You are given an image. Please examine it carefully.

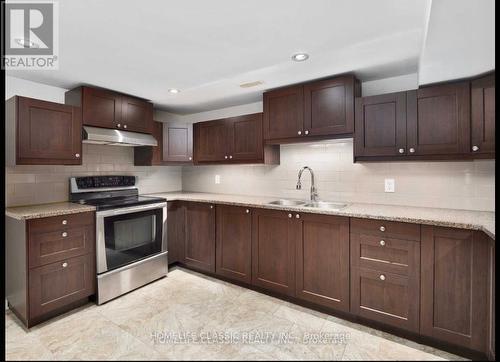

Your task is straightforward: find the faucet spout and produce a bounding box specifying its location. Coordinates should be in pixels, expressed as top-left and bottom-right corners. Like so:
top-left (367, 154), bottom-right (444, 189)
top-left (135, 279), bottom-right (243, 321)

top-left (296, 166), bottom-right (318, 202)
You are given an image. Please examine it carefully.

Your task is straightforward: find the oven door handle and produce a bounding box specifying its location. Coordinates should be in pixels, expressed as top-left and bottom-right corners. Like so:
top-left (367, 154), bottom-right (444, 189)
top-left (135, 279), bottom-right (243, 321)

top-left (96, 202), bottom-right (167, 216)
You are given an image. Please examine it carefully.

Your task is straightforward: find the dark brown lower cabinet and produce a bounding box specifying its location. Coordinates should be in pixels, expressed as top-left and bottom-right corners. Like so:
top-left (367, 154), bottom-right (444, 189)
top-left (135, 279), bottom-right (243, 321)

top-left (421, 226), bottom-right (489, 352)
top-left (487, 239), bottom-right (495, 360)
top-left (350, 221), bottom-right (420, 332)
top-left (296, 213), bottom-right (350, 312)
top-left (167, 201), bottom-right (185, 264)
top-left (251, 209), bottom-right (297, 296)
top-left (215, 205), bottom-right (252, 283)
top-left (183, 202), bottom-right (216, 272)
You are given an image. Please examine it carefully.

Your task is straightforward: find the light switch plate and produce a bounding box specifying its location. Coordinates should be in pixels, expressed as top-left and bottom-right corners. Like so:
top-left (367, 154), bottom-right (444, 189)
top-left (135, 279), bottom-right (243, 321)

top-left (214, 175), bottom-right (221, 184)
top-left (384, 178), bottom-right (395, 193)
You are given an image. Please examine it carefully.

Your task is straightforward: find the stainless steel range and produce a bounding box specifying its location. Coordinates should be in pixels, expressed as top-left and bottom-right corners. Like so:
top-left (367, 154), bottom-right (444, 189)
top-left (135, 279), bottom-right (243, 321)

top-left (69, 175), bottom-right (168, 304)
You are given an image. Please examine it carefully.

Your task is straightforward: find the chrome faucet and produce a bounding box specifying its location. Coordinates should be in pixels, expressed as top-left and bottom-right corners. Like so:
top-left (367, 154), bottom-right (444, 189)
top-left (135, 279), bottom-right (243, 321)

top-left (296, 166), bottom-right (318, 202)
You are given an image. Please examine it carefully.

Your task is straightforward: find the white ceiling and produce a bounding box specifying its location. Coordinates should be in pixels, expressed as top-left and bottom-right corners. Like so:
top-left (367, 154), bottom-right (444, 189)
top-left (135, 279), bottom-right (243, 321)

top-left (6, 0), bottom-right (494, 114)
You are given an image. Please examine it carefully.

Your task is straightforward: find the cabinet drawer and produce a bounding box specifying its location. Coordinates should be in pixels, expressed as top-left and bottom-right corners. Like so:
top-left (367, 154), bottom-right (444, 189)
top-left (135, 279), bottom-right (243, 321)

top-left (351, 218), bottom-right (420, 241)
top-left (29, 254), bottom-right (95, 320)
top-left (351, 266), bottom-right (419, 332)
top-left (28, 212), bottom-right (94, 235)
top-left (351, 233), bottom-right (419, 276)
top-left (29, 223), bottom-right (95, 268)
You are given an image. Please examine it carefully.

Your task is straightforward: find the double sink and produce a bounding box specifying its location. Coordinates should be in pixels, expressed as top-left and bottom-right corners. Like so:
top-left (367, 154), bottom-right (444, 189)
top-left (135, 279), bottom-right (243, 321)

top-left (268, 199), bottom-right (347, 210)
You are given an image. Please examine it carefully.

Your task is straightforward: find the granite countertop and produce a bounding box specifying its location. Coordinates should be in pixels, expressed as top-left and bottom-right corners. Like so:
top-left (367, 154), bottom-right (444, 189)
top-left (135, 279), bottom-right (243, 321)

top-left (148, 192), bottom-right (496, 240)
top-left (5, 202), bottom-right (96, 220)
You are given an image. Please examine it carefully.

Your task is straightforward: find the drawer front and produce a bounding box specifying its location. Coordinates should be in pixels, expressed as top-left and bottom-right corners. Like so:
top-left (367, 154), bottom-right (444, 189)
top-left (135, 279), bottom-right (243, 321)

top-left (351, 233), bottom-right (419, 276)
top-left (29, 254), bottom-right (95, 320)
top-left (350, 218), bottom-right (420, 241)
top-left (351, 266), bottom-right (419, 332)
top-left (28, 212), bottom-right (94, 235)
top-left (29, 223), bottom-right (95, 268)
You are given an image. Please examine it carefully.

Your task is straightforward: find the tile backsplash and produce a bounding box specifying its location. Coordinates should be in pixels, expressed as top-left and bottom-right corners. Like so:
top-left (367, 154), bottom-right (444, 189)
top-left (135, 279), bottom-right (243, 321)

top-left (6, 144), bottom-right (182, 207)
top-left (182, 140), bottom-right (495, 211)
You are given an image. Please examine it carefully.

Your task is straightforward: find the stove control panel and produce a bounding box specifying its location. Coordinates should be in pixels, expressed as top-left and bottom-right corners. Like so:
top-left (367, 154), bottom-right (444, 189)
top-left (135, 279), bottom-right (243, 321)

top-left (74, 176), bottom-right (136, 189)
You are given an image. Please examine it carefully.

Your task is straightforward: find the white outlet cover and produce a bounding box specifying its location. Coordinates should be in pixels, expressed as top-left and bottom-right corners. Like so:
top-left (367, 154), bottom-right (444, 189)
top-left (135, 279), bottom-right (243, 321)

top-left (215, 175), bottom-right (221, 184)
top-left (384, 178), bottom-right (395, 193)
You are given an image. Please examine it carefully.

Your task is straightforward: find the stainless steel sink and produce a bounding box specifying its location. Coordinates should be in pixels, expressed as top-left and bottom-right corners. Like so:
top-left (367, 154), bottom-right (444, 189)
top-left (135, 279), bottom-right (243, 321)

top-left (268, 199), bottom-right (306, 207)
top-left (303, 201), bottom-right (348, 210)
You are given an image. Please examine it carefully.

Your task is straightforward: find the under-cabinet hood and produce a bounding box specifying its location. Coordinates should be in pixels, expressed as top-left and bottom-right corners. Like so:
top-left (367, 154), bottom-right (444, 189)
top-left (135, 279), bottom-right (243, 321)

top-left (82, 126), bottom-right (157, 147)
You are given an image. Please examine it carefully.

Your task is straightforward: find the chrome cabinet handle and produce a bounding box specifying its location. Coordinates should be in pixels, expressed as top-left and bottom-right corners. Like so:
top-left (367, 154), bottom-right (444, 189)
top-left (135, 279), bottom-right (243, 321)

top-left (379, 226), bottom-right (386, 232)
top-left (75, 153), bottom-right (80, 158)
top-left (379, 274), bottom-right (386, 281)
top-left (62, 262), bottom-right (68, 268)
top-left (245, 209), bottom-right (250, 214)
top-left (62, 220), bottom-right (68, 225)
top-left (188, 157), bottom-right (192, 161)
top-left (297, 131), bottom-right (302, 135)
top-left (123, 124), bottom-right (127, 129)
top-left (304, 130), bottom-right (309, 135)
top-left (224, 155), bottom-right (228, 159)
top-left (210, 205), bottom-right (214, 209)
top-left (229, 155), bottom-right (233, 159)
top-left (295, 214), bottom-right (300, 219)
top-left (409, 148), bottom-right (415, 153)
top-left (398, 148), bottom-right (405, 154)
top-left (379, 240), bottom-right (386, 246)
top-left (472, 145), bottom-right (479, 152)
top-left (117, 123), bottom-right (121, 128)
top-left (62, 232), bottom-right (68, 237)
top-left (288, 213), bottom-right (292, 218)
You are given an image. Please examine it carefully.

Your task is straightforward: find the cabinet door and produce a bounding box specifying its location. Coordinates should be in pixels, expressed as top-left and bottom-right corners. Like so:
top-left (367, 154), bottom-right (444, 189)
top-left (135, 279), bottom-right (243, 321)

top-left (471, 74), bottom-right (495, 155)
top-left (296, 213), bottom-right (349, 312)
top-left (252, 209), bottom-right (296, 296)
top-left (407, 82), bottom-right (470, 155)
top-left (227, 113), bottom-right (263, 162)
top-left (29, 254), bottom-right (95, 321)
top-left (163, 122), bottom-right (193, 162)
top-left (216, 205), bottom-right (252, 284)
top-left (487, 239), bottom-right (495, 360)
top-left (183, 202), bottom-right (216, 272)
top-left (354, 92), bottom-right (407, 157)
top-left (121, 95), bottom-right (153, 133)
top-left (82, 86), bottom-right (121, 129)
top-left (194, 119), bottom-right (228, 162)
top-left (421, 226), bottom-right (488, 351)
top-left (304, 76), bottom-right (356, 136)
top-left (167, 201), bottom-right (185, 264)
top-left (263, 85), bottom-right (304, 140)
top-left (17, 97), bottom-right (82, 165)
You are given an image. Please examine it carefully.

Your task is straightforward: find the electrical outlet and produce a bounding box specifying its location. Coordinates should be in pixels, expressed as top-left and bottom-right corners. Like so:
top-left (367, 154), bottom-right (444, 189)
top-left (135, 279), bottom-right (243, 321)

top-left (384, 178), bottom-right (395, 193)
top-left (214, 175), bottom-right (221, 184)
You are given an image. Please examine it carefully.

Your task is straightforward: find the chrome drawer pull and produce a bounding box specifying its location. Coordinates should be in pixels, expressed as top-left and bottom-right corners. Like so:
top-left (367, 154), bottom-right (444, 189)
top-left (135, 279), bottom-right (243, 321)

top-left (379, 274), bottom-right (386, 281)
top-left (288, 213), bottom-right (292, 218)
top-left (379, 240), bottom-right (386, 246)
top-left (62, 220), bottom-right (68, 225)
top-left (295, 214), bottom-right (300, 219)
top-left (245, 209), bottom-right (250, 214)
top-left (62, 232), bottom-right (68, 237)
top-left (62, 262), bottom-right (68, 268)
top-left (379, 226), bottom-right (386, 232)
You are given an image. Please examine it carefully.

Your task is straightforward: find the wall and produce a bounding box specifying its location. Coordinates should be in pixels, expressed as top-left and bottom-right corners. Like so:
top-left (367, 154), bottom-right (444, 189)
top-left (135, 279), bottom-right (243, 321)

top-left (180, 73), bottom-right (495, 212)
top-left (5, 76), bottom-right (182, 207)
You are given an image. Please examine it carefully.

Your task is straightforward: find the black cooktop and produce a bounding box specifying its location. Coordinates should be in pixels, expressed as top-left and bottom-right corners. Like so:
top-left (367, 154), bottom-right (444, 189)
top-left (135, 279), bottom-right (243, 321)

top-left (77, 195), bottom-right (166, 211)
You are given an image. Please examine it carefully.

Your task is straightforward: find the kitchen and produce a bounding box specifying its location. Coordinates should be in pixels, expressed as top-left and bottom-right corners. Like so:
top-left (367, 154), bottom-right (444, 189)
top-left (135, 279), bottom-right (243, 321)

top-left (4, 0), bottom-right (495, 360)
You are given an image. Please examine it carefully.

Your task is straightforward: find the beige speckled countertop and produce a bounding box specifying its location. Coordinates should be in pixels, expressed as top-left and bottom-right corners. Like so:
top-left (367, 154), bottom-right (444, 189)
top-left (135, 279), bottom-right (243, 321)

top-left (5, 202), bottom-right (96, 220)
top-left (148, 192), bottom-right (496, 240)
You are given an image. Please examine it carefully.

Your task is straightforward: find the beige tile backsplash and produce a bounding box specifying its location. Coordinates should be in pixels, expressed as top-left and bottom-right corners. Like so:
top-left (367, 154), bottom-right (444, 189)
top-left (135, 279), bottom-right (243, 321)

top-left (182, 140), bottom-right (495, 211)
top-left (5, 144), bottom-right (182, 207)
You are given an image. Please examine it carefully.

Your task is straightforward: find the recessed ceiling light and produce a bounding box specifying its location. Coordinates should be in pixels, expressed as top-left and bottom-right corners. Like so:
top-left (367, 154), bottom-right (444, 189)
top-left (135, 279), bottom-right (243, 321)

top-left (291, 53), bottom-right (309, 62)
top-left (168, 88), bottom-right (180, 94)
top-left (15, 38), bottom-right (39, 48)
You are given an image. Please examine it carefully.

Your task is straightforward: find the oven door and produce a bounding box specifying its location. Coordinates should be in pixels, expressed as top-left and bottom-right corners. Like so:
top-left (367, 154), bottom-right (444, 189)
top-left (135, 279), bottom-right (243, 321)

top-left (96, 202), bottom-right (167, 274)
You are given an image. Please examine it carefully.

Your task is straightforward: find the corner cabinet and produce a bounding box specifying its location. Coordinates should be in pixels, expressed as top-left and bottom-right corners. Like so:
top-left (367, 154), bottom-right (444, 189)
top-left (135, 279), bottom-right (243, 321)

top-left (65, 86), bottom-right (153, 134)
top-left (5, 96), bottom-right (82, 165)
top-left (193, 113), bottom-right (279, 164)
top-left (264, 75), bottom-right (360, 143)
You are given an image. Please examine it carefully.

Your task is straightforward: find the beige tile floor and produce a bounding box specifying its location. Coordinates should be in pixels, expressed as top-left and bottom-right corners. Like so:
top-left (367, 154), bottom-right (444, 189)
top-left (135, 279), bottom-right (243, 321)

top-left (6, 267), bottom-right (468, 361)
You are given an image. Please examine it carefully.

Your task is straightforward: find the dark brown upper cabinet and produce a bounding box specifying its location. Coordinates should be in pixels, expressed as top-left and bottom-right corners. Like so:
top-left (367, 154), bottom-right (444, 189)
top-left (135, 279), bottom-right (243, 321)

top-left (407, 81), bottom-right (471, 156)
top-left (194, 113), bottom-right (279, 164)
top-left (471, 73), bottom-right (495, 155)
top-left (134, 121), bottom-right (193, 166)
top-left (65, 86), bottom-right (153, 134)
top-left (264, 75), bottom-right (360, 144)
top-left (354, 73), bottom-right (495, 162)
top-left (354, 92), bottom-right (407, 158)
top-left (5, 96), bottom-right (82, 165)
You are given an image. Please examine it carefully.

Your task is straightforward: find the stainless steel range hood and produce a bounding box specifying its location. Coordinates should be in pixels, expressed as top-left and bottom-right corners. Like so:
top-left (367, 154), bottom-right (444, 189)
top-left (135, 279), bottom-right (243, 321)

top-left (82, 126), bottom-right (157, 147)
